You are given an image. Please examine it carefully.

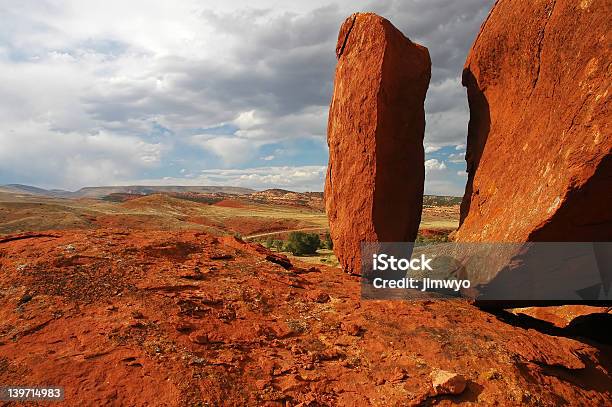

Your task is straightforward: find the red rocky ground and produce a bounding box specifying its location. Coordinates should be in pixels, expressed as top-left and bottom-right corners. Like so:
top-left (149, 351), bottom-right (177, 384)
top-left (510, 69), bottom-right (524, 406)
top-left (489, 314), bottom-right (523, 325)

top-left (0, 229), bottom-right (611, 406)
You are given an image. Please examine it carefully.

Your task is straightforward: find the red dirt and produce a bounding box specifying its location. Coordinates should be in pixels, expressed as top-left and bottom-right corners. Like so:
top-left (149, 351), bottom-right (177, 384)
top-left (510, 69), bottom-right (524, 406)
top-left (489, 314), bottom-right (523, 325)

top-left (214, 199), bottom-right (247, 209)
top-left (184, 216), bottom-right (304, 237)
top-left (419, 229), bottom-right (449, 238)
top-left (223, 218), bottom-right (304, 237)
top-left (1, 229), bottom-right (610, 406)
top-left (93, 214), bottom-right (173, 230)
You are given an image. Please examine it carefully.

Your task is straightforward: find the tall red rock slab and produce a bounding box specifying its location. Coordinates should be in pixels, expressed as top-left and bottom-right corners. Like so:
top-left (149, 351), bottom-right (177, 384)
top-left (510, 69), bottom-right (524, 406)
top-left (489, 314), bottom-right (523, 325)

top-left (325, 13), bottom-right (431, 274)
top-left (456, 0), bottom-right (611, 242)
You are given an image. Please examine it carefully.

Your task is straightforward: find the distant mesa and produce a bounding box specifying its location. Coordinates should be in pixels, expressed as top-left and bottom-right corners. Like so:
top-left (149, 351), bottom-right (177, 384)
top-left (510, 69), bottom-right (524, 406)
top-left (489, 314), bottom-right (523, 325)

top-left (455, 0), bottom-right (611, 242)
top-left (75, 185), bottom-right (256, 199)
top-left (250, 189), bottom-right (324, 210)
top-left (325, 12), bottom-right (431, 274)
top-left (0, 184), bottom-right (255, 199)
top-left (0, 183), bottom-right (70, 197)
top-left (0, 184), bottom-right (329, 211)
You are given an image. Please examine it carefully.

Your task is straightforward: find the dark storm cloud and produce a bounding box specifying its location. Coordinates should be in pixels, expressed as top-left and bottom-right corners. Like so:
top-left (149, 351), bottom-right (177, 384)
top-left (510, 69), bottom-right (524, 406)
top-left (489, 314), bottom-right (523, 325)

top-left (81, 0), bottom-right (493, 142)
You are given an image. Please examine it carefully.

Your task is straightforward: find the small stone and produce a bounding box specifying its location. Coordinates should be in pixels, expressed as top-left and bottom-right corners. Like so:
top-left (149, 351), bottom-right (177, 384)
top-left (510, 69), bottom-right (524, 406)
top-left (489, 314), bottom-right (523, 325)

top-left (131, 311), bottom-right (144, 319)
top-left (272, 322), bottom-right (294, 339)
top-left (175, 322), bottom-right (195, 333)
top-left (179, 273), bottom-right (206, 281)
top-left (341, 322), bottom-right (362, 336)
top-left (390, 367), bottom-right (408, 382)
top-left (265, 253), bottom-right (292, 270)
top-left (255, 379), bottom-right (270, 390)
top-left (310, 291), bottom-right (330, 303)
top-left (210, 253), bottom-right (233, 260)
top-left (17, 293), bottom-right (33, 306)
top-left (482, 370), bottom-right (501, 381)
top-left (189, 331), bottom-right (225, 345)
top-left (319, 347), bottom-right (344, 361)
top-left (431, 369), bottom-right (467, 395)
top-left (189, 357), bottom-right (206, 365)
top-left (189, 332), bottom-right (209, 344)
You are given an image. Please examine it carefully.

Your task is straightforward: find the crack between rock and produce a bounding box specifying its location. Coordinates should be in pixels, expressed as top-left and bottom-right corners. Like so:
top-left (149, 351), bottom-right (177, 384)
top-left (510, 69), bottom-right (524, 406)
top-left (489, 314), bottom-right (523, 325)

top-left (336, 14), bottom-right (357, 59)
top-left (567, 95), bottom-right (590, 133)
top-left (328, 161), bottom-right (333, 194)
top-left (529, 0), bottom-right (557, 98)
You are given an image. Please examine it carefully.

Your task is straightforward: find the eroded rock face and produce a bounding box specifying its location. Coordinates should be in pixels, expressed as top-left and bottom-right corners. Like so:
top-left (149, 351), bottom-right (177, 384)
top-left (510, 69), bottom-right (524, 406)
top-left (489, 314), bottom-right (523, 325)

top-left (456, 0), bottom-right (611, 242)
top-left (325, 13), bottom-right (431, 274)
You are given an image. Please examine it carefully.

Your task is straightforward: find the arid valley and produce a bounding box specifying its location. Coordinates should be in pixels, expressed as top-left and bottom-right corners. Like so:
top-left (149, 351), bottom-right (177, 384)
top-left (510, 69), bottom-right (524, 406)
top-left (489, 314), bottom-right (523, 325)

top-left (1, 185), bottom-right (610, 406)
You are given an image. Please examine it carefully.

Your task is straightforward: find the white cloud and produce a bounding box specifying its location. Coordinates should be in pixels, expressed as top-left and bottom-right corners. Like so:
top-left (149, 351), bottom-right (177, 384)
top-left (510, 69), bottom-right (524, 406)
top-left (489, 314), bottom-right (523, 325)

top-left (191, 135), bottom-right (256, 166)
top-left (0, 121), bottom-right (163, 189)
top-left (130, 165), bottom-right (326, 192)
top-left (425, 159), bottom-right (447, 172)
top-left (233, 110), bottom-right (264, 130)
top-left (448, 152), bottom-right (465, 163)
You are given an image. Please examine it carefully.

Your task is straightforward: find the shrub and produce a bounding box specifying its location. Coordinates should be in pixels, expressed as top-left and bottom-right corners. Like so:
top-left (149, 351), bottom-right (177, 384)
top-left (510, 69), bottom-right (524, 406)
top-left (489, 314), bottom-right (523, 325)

top-left (285, 232), bottom-right (320, 256)
top-left (323, 232), bottom-right (333, 250)
top-left (272, 239), bottom-right (284, 252)
top-left (264, 236), bottom-right (274, 248)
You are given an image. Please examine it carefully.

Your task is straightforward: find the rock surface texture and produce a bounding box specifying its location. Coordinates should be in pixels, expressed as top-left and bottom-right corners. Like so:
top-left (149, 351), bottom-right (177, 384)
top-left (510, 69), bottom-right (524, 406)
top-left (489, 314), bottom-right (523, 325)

top-left (325, 13), bottom-right (431, 274)
top-left (456, 0), bottom-right (611, 242)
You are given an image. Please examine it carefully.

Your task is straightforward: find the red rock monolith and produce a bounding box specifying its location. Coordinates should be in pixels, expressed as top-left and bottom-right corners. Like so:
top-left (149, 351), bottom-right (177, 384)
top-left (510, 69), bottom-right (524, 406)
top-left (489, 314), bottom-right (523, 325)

top-left (325, 13), bottom-right (431, 274)
top-left (456, 0), bottom-right (611, 242)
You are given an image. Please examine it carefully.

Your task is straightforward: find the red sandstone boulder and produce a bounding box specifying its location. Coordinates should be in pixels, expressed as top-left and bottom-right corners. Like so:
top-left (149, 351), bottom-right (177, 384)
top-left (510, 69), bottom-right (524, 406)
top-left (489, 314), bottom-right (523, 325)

top-left (456, 0), bottom-right (611, 242)
top-left (325, 13), bottom-right (431, 274)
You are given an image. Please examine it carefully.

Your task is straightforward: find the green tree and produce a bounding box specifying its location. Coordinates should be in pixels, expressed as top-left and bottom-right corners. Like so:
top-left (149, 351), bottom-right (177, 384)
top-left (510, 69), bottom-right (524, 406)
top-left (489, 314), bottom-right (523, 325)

top-left (285, 232), bottom-right (320, 256)
top-left (323, 232), bottom-right (333, 250)
top-left (264, 236), bottom-right (274, 248)
top-left (273, 239), bottom-right (284, 252)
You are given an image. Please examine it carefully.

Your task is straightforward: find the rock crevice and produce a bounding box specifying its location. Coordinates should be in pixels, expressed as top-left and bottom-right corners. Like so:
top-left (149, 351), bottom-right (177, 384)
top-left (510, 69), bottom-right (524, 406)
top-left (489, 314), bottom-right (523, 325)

top-left (335, 14), bottom-right (357, 59)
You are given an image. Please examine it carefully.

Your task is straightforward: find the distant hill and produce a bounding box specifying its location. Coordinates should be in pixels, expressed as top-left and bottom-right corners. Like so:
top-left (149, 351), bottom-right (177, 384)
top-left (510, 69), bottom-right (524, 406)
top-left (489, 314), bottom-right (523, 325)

top-left (250, 189), bottom-right (325, 210)
top-left (422, 195), bottom-right (462, 206)
top-left (72, 185), bottom-right (255, 198)
top-left (0, 184), bottom-right (255, 199)
top-left (0, 184), bottom-right (69, 196)
top-left (1, 184), bottom-right (461, 207)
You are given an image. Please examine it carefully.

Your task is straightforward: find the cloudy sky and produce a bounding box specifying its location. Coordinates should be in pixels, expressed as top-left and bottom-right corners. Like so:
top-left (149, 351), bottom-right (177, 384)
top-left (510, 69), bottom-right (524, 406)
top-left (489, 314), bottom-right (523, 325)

top-left (0, 0), bottom-right (494, 195)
